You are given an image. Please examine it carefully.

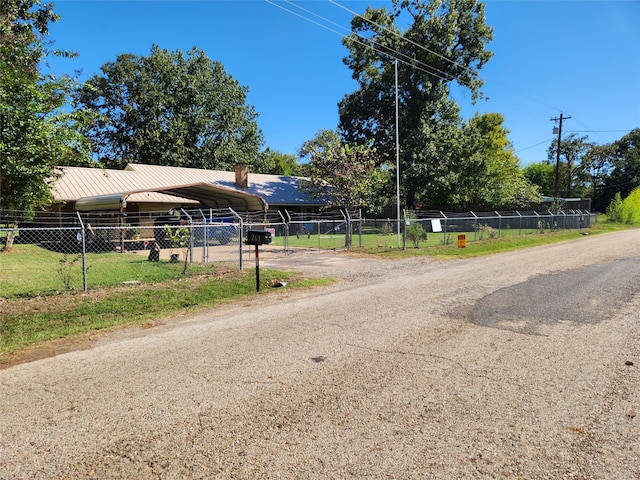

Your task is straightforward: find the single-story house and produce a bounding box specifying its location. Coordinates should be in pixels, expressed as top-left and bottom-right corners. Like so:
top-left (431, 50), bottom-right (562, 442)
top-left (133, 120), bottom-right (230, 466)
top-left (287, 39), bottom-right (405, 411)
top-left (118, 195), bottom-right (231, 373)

top-left (51, 163), bottom-right (326, 219)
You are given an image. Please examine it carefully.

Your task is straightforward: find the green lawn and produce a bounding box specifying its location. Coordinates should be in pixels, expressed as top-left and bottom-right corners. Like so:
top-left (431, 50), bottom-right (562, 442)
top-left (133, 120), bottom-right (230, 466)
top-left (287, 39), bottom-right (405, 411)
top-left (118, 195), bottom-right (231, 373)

top-left (0, 245), bottom-right (218, 298)
top-left (273, 226), bottom-right (582, 250)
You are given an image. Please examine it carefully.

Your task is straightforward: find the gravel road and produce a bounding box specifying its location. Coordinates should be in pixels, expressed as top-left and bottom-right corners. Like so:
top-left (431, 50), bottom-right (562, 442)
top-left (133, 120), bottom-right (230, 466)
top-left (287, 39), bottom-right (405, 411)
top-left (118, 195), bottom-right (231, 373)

top-left (1, 230), bottom-right (639, 479)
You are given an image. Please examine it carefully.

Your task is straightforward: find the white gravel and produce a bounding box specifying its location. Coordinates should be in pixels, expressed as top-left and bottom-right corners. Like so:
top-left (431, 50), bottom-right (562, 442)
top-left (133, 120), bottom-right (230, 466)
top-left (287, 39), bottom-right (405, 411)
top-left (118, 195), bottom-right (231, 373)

top-left (1, 230), bottom-right (639, 479)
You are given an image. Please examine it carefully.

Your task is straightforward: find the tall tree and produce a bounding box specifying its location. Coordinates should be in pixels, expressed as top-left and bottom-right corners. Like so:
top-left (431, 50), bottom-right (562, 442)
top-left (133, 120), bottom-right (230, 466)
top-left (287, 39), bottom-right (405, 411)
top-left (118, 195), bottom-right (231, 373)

top-left (299, 130), bottom-right (388, 213)
top-left (1, 0), bottom-right (92, 251)
top-left (523, 162), bottom-right (555, 197)
top-left (261, 149), bottom-right (300, 176)
top-left (338, 0), bottom-right (493, 208)
top-left (582, 143), bottom-right (615, 212)
top-left (451, 113), bottom-right (539, 209)
top-left (547, 133), bottom-right (592, 199)
top-left (75, 45), bottom-right (264, 171)
top-left (603, 128), bottom-right (640, 207)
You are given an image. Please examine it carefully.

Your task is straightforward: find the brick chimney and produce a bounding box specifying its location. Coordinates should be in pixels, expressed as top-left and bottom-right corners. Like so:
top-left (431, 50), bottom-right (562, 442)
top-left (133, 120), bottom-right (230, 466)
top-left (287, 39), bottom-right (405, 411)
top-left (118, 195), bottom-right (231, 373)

top-left (235, 165), bottom-right (248, 189)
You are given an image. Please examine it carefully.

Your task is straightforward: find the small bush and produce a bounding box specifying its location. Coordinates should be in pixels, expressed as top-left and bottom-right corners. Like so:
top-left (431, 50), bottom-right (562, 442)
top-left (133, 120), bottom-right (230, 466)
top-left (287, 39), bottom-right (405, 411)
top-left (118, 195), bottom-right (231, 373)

top-left (406, 222), bottom-right (427, 248)
top-left (607, 192), bottom-right (624, 222)
top-left (58, 254), bottom-right (82, 291)
top-left (478, 224), bottom-right (497, 240)
top-left (608, 188), bottom-right (640, 225)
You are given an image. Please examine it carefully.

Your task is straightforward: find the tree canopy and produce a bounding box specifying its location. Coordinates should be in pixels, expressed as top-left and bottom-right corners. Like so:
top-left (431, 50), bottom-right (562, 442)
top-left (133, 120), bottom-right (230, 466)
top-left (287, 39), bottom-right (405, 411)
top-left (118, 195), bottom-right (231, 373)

top-left (523, 162), bottom-right (555, 197)
top-left (338, 0), bottom-right (494, 209)
top-left (605, 129), bottom-right (640, 203)
top-left (299, 130), bottom-right (388, 213)
top-left (1, 0), bottom-right (92, 250)
top-left (75, 45), bottom-right (265, 171)
top-left (546, 133), bottom-right (592, 199)
top-left (261, 149), bottom-right (301, 176)
top-left (451, 113), bottom-right (539, 209)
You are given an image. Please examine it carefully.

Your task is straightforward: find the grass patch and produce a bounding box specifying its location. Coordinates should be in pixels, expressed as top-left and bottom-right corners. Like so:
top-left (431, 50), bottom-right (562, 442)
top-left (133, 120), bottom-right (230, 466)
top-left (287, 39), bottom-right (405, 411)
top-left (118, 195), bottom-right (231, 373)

top-left (0, 246), bottom-right (218, 298)
top-left (0, 267), bottom-right (330, 360)
top-left (350, 216), bottom-right (636, 259)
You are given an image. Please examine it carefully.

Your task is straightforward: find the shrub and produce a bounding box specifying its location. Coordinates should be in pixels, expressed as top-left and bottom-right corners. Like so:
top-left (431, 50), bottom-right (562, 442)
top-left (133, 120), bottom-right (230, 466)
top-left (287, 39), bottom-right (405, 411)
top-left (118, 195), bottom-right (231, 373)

top-left (406, 222), bottom-right (427, 248)
top-left (478, 223), bottom-right (497, 240)
top-left (620, 187), bottom-right (640, 225)
top-left (607, 192), bottom-right (624, 222)
top-left (608, 188), bottom-right (640, 225)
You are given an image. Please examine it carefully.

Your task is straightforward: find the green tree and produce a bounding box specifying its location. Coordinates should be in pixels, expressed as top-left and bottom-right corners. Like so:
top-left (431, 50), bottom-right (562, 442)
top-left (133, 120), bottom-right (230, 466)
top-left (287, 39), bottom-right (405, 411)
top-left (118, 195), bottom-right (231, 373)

top-left (261, 149), bottom-right (300, 176)
top-left (1, 0), bottom-right (92, 251)
top-left (451, 113), bottom-right (539, 209)
top-left (547, 133), bottom-right (592, 199)
top-left (582, 143), bottom-right (615, 212)
top-left (75, 45), bottom-right (264, 171)
top-left (338, 0), bottom-right (493, 209)
top-left (299, 130), bottom-right (389, 213)
top-left (603, 128), bottom-right (640, 208)
top-left (606, 192), bottom-right (623, 222)
top-left (523, 162), bottom-right (556, 197)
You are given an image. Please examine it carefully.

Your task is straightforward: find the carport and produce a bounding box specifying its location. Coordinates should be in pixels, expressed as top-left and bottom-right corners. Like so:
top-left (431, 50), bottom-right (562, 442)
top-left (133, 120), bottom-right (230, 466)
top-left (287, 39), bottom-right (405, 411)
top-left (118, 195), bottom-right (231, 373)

top-left (74, 182), bottom-right (268, 212)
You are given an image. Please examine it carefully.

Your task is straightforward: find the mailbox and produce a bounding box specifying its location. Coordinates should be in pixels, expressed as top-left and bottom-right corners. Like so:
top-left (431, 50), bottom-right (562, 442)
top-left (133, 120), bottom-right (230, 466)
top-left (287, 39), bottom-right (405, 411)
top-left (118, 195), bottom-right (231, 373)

top-left (245, 229), bottom-right (272, 246)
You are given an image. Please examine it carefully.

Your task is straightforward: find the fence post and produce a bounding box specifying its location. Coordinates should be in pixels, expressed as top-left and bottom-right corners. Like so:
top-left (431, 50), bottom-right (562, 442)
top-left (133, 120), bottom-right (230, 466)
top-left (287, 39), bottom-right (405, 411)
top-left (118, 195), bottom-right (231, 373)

top-left (276, 210), bottom-right (288, 255)
top-left (341, 209), bottom-right (351, 250)
top-left (517, 211), bottom-right (522, 236)
top-left (471, 211), bottom-right (478, 241)
top-left (358, 208), bottom-right (363, 248)
top-left (440, 211), bottom-right (447, 244)
top-left (227, 207), bottom-right (243, 270)
top-left (403, 209), bottom-right (408, 250)
top-left (76, 212), bottom-right (88, 293)
top-left (285, 210), bottom-right (293, 255)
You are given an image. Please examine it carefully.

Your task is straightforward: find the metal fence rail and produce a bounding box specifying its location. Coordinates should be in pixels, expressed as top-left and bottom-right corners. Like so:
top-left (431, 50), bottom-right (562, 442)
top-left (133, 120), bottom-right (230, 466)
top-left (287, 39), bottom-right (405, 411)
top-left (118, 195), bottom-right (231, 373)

top-left (403, 209), bottom-right (593, 245)
top-left (1, 207), bottom-right (595, 297)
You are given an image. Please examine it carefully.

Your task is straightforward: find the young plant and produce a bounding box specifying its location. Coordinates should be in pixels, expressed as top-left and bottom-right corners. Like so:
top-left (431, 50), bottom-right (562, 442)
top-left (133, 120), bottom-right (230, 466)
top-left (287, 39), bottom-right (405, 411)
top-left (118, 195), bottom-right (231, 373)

top-left (166, 226), bottom-right (191, 274)
top-left (58, 254), bottom-right (82, 291)
top-left (406, 222), bottom-right (427, 248)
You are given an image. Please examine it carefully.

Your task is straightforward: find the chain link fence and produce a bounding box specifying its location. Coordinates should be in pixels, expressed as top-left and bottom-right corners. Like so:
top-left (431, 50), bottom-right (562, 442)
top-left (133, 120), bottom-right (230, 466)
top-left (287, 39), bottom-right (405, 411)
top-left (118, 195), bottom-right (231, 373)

top-left (2, 207), bottom-right (594, 297)
top-left (402, 209), bottom-right (594, 247)
top-left (1, 208), bottom-right (248, 297)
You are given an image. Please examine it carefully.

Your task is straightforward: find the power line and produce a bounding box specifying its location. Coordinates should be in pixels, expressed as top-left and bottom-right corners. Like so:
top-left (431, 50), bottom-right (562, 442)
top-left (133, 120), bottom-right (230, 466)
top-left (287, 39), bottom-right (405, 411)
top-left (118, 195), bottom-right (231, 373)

top-left (270, 0), bottom-right (564, 117)
top-left (267, 0), bottom-right (622, 153)
top-left (327, 0), bottom-right (562, 112)
top-left (565, 130), bottom-right (634, 134)
top-left (515, 138), bottom-right (555, 153)
top-left (328, 0), bottom-right (473, 79)
top-left (266, 1), bottom-right (471, 87)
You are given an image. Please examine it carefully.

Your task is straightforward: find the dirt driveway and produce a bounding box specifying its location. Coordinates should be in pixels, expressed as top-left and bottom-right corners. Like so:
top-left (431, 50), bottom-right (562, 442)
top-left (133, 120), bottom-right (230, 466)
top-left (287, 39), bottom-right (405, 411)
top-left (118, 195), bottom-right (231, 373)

top-left (1, 230), bottom-right (639, 479)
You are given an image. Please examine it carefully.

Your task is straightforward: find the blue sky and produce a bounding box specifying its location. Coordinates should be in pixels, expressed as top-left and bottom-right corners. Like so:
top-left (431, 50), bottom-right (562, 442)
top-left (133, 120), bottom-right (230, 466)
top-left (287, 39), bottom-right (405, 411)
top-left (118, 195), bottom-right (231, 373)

top-left (45, 0), bottom-right (639, 166)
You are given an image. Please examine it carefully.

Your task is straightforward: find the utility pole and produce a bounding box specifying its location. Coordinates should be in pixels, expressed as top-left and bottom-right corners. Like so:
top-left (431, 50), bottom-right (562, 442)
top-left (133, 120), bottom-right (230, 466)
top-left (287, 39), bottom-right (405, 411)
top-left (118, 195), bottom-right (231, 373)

top-left (550, 112), bottom-right (571, 199)
top-left (395, 59), bottom-right (401, 249)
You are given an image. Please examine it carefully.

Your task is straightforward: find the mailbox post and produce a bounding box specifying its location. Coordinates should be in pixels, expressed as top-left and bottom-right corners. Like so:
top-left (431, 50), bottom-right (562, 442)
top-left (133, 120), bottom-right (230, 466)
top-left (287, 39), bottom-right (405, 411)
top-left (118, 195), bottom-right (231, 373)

top-left (245, 230), bottom-right (272, 291)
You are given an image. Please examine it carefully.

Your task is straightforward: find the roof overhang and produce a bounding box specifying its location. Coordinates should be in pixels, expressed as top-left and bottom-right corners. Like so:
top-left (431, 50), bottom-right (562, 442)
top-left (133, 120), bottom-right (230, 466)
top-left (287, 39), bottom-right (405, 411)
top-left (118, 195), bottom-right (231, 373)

top-left (75, 182), bottom-right (267, 212)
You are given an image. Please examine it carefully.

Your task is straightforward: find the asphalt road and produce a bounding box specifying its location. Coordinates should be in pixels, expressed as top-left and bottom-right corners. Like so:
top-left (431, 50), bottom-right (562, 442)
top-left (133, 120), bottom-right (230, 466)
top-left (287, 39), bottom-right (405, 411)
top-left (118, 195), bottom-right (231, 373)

top-left (1, 230), bottom-right (639, 479)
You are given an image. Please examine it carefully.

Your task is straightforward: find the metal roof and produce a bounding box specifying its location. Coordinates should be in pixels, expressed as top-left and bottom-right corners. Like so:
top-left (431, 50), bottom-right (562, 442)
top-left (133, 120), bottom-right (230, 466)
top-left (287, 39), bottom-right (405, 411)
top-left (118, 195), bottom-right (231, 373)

top-left (54, 164), bottom-right (323, 212)
top-left (126, 164), bottom-right (324, 206)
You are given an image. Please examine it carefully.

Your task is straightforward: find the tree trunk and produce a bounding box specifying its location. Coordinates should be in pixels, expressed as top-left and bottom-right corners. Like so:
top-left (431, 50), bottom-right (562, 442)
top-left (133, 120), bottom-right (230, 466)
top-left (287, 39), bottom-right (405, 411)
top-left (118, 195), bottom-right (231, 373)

top-left (1, 224), bottom-right (17, 252)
